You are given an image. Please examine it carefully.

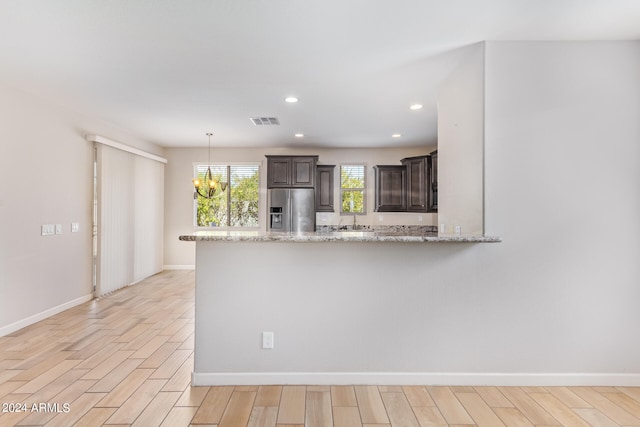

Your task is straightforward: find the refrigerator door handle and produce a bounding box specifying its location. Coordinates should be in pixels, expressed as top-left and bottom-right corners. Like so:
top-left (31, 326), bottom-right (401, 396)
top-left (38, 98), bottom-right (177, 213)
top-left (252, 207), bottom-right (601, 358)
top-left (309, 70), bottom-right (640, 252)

top-left (289, 192), bottom-right (293, 232)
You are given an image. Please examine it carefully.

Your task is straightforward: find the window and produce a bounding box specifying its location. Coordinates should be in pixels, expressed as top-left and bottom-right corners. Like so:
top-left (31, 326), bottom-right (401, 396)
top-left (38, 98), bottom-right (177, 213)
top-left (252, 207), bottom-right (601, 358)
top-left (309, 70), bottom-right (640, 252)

top-left (340, 164), bottom-right (366, 214)
top-left (194, 164), bottom-right (260, 228)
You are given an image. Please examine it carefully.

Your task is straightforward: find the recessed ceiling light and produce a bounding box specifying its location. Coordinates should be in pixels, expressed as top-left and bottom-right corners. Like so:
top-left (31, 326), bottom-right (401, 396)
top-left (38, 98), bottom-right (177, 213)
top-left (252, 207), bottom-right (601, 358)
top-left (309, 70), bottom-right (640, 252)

top-left (392, 134), bottom-right (402, 138)
top-left (295, 133), bottom-right (304, 138)
top-left (409, 104), bottom-right (423, 110)
top-left (285, 96), bottom-right (299, 103)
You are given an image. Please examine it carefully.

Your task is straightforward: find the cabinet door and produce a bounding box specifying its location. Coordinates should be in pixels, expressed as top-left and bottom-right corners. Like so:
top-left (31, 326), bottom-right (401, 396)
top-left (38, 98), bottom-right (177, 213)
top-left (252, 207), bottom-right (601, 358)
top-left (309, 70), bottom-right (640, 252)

top-left (267, 157), bottom-right (292, 187)
top-left (291, 157), bottom-right (316, 187)
top-left (429, 151), bottom-right (437, 212)
top-left (315, 165), bottom-right (335, 212)
top-left (374, 166), bottom-right (406, 212)
top-left (404, 157), bottom-right (428, 212)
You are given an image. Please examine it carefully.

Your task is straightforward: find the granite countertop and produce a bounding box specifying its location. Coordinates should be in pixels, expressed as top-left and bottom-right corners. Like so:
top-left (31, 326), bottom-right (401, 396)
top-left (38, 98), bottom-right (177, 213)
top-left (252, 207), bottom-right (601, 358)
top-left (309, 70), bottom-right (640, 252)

top-left (179, 230), bottom-right (501, 243)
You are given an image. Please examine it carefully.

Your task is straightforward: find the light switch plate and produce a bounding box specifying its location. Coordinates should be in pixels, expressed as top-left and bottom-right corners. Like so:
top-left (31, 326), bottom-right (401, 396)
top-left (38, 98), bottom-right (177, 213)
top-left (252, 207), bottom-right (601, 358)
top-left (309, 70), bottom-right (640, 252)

top-left (55, 224), bottom-right (62, 235)
top-left (71, 223), bottom-right (80, 233)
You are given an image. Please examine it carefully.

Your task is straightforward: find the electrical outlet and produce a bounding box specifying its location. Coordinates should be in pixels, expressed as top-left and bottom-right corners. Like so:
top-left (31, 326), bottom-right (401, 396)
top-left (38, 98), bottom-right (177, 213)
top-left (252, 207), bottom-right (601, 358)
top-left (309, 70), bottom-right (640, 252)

top-left (440, 223), bottom-right (445, 233)
top-left (417, 215), bottom-right (423, 222)
top-left (455, 226), bottom-right (461, 235)
top-left (378, 215), bottom-right (384, 222)
top-left (262, 332), bottom-right (274, 349)
top-left (55, 224), bottom-right (62, 235)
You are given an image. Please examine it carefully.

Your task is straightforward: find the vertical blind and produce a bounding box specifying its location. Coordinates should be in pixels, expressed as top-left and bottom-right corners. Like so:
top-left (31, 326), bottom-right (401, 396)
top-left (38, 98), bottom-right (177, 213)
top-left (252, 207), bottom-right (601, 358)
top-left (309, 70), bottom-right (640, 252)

top-left (95, 144), bottom-right (164, 297)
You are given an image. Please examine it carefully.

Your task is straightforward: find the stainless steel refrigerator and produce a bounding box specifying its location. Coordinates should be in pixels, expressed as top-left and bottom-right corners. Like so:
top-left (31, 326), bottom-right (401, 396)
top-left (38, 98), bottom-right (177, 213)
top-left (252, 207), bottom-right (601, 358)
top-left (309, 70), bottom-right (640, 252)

top-left (268, 188), bottom-right (315, 232)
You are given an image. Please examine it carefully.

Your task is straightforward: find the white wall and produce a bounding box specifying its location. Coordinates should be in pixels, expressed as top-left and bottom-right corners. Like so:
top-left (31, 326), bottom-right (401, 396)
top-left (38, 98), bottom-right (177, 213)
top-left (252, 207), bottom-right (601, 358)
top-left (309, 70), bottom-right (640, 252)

top-left (483, 40), bottom-right (640, 374)
top-left (438, 42), bottom-right (485, 235)
top-left (0, 82), bottom-right (165, 335)
top-left (192, 41), bottom-right (640, 385)
top-left (164, 146), bottom-right (436, 268)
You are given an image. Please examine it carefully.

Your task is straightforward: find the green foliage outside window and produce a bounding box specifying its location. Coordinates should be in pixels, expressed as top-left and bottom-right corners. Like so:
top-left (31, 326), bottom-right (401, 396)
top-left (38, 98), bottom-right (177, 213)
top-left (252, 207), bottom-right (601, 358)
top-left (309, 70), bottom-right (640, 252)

top-left (229, 167), bottom-right (259, 226)
top-left (340, 165), bottom-right (365, 214)
top-left (195, 165), bottom-right (259, 227)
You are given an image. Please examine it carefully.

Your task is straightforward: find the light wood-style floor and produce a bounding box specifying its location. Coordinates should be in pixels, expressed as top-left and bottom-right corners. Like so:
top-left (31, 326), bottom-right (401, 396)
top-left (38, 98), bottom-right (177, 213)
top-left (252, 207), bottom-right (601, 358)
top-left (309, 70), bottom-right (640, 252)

top-left (1, 271), bottom-right (640, 426)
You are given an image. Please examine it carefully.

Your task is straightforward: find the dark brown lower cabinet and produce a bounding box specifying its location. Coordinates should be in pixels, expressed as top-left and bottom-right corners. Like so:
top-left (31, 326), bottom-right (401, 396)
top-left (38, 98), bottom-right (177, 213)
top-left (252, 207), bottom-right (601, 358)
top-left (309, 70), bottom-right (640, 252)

top-left (374, 165), bottom-right (407, 212)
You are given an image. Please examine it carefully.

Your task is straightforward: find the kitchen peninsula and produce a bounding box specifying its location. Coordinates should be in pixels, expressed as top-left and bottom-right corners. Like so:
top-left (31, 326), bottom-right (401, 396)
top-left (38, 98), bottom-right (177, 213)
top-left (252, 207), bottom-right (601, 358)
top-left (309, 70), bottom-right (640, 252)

top-left (180, 229), bottom-right (500, 386)
top-left (179, 229), bottom-right (500, 243)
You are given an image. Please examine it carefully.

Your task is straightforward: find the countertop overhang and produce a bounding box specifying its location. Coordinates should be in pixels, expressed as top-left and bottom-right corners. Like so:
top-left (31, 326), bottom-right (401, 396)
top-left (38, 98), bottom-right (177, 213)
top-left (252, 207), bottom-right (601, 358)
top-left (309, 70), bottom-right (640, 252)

top-left (179, 230), bottom-right (501, 243)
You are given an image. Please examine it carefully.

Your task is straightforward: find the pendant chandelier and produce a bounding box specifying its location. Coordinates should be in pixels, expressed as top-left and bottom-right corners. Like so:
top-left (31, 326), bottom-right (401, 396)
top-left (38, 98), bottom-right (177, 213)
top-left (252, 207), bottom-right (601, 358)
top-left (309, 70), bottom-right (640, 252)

top-left (193, 132), bottom-right (227, 199)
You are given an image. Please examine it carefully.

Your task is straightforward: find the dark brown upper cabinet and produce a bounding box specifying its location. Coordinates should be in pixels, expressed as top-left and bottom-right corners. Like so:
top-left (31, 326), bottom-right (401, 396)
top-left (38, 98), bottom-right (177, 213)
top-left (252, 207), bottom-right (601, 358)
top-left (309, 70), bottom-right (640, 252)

top-left (429, 150), bottom-right (438, 212)
top-left (402, 156), bottom-right (429, 212)
top-left (374, 150), bottom-right (437, 213)
top-left (315, 165), bottom-right (335, 212)
top-left (267, 157), bottom-right (291, 187)
top-left (401, 152), bottom-right (437, 213)
top-left (266, 155), bottom-right (318, 188)
top-left (374, 165), bottom-right (407, 212)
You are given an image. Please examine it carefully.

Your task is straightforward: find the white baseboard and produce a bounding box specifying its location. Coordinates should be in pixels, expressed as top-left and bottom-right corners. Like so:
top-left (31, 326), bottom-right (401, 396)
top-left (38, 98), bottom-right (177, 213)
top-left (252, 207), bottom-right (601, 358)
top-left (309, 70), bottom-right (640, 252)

top-left (0, 293), bottom-right (94, 337)
top-left (163, 265), bottom-right (195, 270)
top-left (192, 371), bottom-right (640, 387)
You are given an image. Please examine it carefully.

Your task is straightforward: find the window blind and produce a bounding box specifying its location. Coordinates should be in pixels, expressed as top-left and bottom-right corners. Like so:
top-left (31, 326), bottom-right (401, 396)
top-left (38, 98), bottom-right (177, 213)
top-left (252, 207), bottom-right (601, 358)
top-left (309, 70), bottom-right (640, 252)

top-left (340, 165), bottom-right (365, 188)
top-left (95, 144), bottom-right (164, 297)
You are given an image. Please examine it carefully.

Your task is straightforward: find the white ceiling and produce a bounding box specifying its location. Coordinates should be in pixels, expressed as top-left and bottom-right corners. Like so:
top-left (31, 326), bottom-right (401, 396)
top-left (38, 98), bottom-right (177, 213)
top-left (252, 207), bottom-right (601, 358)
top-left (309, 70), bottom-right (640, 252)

top-left (1, 1), bottom-right (639, 149)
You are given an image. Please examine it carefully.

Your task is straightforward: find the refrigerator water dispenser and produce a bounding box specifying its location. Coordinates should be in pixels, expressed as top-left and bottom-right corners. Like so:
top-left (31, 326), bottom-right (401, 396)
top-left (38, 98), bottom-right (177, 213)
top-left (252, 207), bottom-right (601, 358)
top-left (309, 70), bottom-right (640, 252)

top-left (270, 207), bottom-right (283, 230)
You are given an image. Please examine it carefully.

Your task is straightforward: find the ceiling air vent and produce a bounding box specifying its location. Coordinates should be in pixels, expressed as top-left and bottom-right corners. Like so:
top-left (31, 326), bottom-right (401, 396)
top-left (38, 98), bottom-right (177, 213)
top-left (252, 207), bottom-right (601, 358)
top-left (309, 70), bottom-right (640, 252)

top-left (250, 117), bottom-right (280, 126)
